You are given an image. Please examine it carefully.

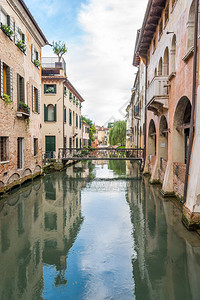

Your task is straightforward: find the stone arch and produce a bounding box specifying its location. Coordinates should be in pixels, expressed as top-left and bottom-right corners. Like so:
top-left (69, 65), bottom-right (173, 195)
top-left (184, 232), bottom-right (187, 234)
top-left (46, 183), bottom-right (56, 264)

top-left (154, 67), bottom-right (157, 77)
top-left (7, 194), bottom-right (20, 206)
top-left (159, 116), bottom-right (168, 161)
top-left (187, 0), bottom-right (195, 50)
top-left (158, 57), bottom-right (163, 76)
top-left (148, 119), bottom-right (156, 156)
top-left (173, 96), bottom-right (191, 164)
top-left (22, 168), bottom-right (32, 177)
top-left (171, 34), bottom-right (176, 73)
top-left (163, 47), bottom-right (169, 76)
top-left (7, 173), bottom-right (20, 185)
top-left (34, 165), bottom-right (42, 174)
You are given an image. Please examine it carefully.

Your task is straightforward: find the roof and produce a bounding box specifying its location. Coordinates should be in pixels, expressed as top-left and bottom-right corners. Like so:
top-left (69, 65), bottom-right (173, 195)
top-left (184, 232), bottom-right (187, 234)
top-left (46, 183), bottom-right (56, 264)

top-left (133, 29), bottom-right (141, 67)
top-left (136, 0), bottom-right (166, 58)
top-left (18, 0), bottom-right (48, 45)
top-left (65, 79), bottom-right (85, 102)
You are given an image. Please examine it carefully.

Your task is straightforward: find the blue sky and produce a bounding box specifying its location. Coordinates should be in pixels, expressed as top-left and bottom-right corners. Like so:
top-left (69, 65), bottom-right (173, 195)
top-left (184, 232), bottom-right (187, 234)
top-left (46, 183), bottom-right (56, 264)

top-left (25, 0), bottom-right (148, 125)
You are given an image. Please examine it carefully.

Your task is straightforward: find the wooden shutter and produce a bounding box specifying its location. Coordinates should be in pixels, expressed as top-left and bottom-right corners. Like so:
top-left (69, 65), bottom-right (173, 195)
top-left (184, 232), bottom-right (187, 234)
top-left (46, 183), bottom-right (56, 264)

top-left (37, 89), bottom-right (40, 114)
top-left (22, 34), bottom-right (27, 55)
top-left (14, 23), bottom-right (18, 44)
top-left (31, 44), bottom-right (34, 62)
top-left (54, 104), bottom-right (57, 121)
top-left (8, 16), bottom-right (14, 41)
top-left (44, 84), bottom-right (47, 93)
top-left (53, 84), bottom-right (56, 94)
top-left (44, 104), bottom-right (47, 121)
top-left (6, 66), bottom-right (11, 97)
top-left (17, 74), bottom-right (20, 106)
top-left (64, 107), bottom-right (66, 123)
top-left (20, 77), bottom-right (25, 102)
top-left (0, 60), bottom-right (3, 98)
top-left (32, 85), bottom-right (35, 112)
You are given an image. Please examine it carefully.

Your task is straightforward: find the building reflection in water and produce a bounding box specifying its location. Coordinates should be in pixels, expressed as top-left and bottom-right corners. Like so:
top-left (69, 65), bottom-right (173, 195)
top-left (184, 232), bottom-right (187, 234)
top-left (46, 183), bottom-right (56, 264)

top-left (0, 162), bottom-right (90, 299)
top-left (126, 162), bottom-right (200, 300)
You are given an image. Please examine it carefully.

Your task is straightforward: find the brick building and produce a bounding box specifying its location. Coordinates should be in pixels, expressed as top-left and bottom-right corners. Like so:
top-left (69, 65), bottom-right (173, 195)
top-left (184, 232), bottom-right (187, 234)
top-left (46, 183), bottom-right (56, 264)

top-left (0, 0), bottom-right (48, 192)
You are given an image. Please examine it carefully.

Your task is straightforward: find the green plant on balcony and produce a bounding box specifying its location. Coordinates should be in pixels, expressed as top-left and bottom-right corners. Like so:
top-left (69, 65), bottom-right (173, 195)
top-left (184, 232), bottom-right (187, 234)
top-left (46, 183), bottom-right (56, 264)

top-left (64, 90), bottom-right (67, 96)
top-left (16, 40), bottom-right (26, 54)
top-left (1, 24), bottom-right (13, 38)
top-left (76, 100), bottom-right (79, 106)
top-left (2, 93), bottom-right (13, 107)
top-left (79, 103), bottom-right (82, 109)
top-left (18, 101), bottom-right (30, 114)
top-left (34, 59), bottom-right (40, 68)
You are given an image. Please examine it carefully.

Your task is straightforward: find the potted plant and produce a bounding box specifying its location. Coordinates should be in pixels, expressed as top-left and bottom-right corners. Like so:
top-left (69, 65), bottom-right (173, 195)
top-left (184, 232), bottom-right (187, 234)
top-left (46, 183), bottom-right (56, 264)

top-left (1, 24), bottom-right (13, 38)
top-left (52, 41), bottom-right (67, 66)
top-left (18, 101), bottom-right (30, 114)
top-left (16, 40), bottom-right (26, 54)
top-left (46, 87), bottom-right (54, 93)
top-left (3, 93), bottom-right (13, 106)
top-left (34, 59), bottom-right (40, 68)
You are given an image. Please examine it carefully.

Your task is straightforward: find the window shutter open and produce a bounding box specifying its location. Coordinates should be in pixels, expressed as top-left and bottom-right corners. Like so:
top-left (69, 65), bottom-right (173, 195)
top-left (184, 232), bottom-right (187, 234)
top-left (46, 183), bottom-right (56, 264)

top-left (0, 60), bottom-right (3, 98)
top-left (44, 104), bottom-right (47, 121)
top-left (6, 66), bottom-right (11, 98)
top-left (32, 85), bottom-right (35, 112)
top-left (14, 23), bottom-right (18, 44)
top-left (54, 104), bottom-right (57, 121)
top-left (17, 74), bottom-right (20, 106)
top-left (64, 107), bottom-right (66, 123)
top-left (10, 68), bottom-right (13, 101)
top-left (31, 44), bottom-right (34, 62)
top-left (8, 16), bottom-right (14, 41)
top-left (44, 84), bottom-right (47, 93)
top-left (20, 77), bottom-right (25, 102)
top-left (22, 34), bottom-right (27, 55)
top-left (38, 89), bottom-right (40, 114)
top-left (53, 84), bottom-right (56, 94)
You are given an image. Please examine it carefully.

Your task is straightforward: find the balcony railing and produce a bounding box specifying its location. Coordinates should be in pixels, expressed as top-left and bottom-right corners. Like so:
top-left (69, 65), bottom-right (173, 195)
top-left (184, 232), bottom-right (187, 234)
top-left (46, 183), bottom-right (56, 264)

top-left (147, 76), bottom-right (169, 105)
top-left (41, 57), bottom-right (66, 74)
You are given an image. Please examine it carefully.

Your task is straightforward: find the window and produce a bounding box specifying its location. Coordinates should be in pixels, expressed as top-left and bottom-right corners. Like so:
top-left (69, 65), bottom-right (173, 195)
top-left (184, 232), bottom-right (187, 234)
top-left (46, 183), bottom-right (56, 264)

top-left (15, 25), bottom-right (27, 54)
top-left (32, 86), bottom-right (40, 113)
top-left (0, 61), bottom-right (12, 100)
top-left (69, 92), bottom-right (73, 100)
top-left (0, 9), bottom-right (14, 40)
top-left (17, 138), bottom-right (24, 169)
top-left (64, 137), bottom-right (67, 148)
top-left (34, 138), bottom-right (38, 156)
top-left (31, 45), bottom-right (40, 66)
top-left (76, 114), bottom-right (78, 128)
top-left (80, 139), bottom-right (81, 148)
top-left (64, 86), bottom-right (67, 96)
top-left (76, 138), bottom-right (78, 148)
top-left (69, 109), bottom-right (72, 125)
top-left (79, 116), bottom-right (81, 129)
top-left (69, 137), bottom-right (72, 149)
top-left (44, 212), bottom-right (57, 231)
top-left (64, 107), bottom-right (66, 123)
top-left (44, 104), bottom-right (56, 121)
top-left (0, 137), bottom-right (8, 162)
top-left (17, 74), bottom-right (25, 106)
top-left (44, 84), bottom-right (56, 94)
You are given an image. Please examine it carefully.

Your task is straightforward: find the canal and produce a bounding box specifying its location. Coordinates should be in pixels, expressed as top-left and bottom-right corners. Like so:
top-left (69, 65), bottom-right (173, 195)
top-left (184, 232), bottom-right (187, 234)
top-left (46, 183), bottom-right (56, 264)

top-left (0, 161), bottom-right (200, 300)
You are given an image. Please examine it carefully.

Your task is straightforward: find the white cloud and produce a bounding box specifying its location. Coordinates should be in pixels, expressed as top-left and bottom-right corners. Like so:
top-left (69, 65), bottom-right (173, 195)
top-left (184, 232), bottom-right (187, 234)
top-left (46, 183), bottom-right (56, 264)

top-left (43, 0), bottom-right (148, 125)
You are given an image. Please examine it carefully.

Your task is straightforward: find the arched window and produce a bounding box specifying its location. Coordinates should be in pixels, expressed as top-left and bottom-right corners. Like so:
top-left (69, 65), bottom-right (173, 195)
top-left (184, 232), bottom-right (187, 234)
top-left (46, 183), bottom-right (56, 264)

top-left (171, 35), bottom-right (176, 73)
top-left (163, 47), bottom-right (169, 76)
top-left (158, 57), bottom-right (163, 76)
top-left (47, 104), bottom-right (54, 121)
top-left (154, 68), bottom-right (157, 77)
top-left (187, 0), bottom-right (195, 50)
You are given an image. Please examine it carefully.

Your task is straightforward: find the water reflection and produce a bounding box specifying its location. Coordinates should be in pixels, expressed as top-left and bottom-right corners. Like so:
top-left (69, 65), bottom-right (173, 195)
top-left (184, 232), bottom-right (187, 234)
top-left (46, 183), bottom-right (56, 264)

top-left (126, 174), bottom-right (200, 300)
top-left (0, 161), bottom-right (200, 299)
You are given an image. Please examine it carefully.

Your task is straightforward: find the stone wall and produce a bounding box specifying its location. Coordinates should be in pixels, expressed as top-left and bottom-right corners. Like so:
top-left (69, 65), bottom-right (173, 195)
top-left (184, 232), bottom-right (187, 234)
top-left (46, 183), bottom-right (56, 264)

top-left (173, 162), bottom-right (186, 199)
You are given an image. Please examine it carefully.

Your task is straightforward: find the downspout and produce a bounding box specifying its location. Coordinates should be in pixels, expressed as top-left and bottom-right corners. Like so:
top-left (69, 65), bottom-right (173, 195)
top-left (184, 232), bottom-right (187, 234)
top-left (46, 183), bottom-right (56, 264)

top-left (143, 63), bottom-right (148, 165)
top-left (63, 81), bottom-right (65, 150)
top-left (183, 0), bottom-right (199, 203)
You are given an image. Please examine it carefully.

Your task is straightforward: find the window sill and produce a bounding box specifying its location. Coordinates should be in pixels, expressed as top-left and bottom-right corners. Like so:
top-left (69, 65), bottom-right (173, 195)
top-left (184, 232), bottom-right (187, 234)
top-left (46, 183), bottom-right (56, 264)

top-left (44, 93), bottom-right (56, 95)
top-left (0, 160), bottom-right (9, 165)
top-left (44, 120), bottom-right (56, 122)
top-left (183, 47), bottom-right (194, 63)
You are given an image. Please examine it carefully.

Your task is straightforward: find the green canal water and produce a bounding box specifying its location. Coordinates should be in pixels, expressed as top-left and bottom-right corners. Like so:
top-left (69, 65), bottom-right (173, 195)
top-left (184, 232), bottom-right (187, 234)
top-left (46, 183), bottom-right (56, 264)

top-left (1, 161), bottom-right (200, 300)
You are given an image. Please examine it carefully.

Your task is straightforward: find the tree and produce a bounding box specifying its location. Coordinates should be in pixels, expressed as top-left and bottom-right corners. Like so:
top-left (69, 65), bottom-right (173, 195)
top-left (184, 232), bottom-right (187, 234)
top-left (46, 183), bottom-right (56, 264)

top-left (52, 41), bottom-right (67, 62)
top-left (109, 121), bottom-right (126, 146)
top-left (81, 116), bottom-right (96, 145)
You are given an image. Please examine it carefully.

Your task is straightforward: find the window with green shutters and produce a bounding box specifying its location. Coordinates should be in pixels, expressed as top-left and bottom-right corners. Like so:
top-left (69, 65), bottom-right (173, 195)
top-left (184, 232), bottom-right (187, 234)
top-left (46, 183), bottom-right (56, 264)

top-left (69, 109), bottom-right (72, 125)
top-left (1, 62), bottom-right (13, 100)
top-left (69, 92), bottom-right (72, 100)
top-left (79, 116), bottom-right (81, 129)
top-left (64, 137), bottom-right (67, 148)
top-left (17, 73), bottom-right (24, 107)
top-left (69, 137), bottom-right (72, 149)
top-left (64, 107), bottom-right (66, 123)
top-left (44, 84), bottom-right (56, 94)
top-left (76, 138), bottom-right (78, 149)
top-left (76, 114), bottom-right (78, 128)
top-left (32, 86), bottom-right (40, 113)
top-left (44, 104), bottom-right (57, 122)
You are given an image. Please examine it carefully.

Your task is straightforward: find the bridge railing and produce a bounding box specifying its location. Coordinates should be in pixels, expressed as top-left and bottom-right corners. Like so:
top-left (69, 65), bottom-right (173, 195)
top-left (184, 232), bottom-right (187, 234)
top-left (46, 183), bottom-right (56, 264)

top-left (58, 148), bottom-right (144, 160)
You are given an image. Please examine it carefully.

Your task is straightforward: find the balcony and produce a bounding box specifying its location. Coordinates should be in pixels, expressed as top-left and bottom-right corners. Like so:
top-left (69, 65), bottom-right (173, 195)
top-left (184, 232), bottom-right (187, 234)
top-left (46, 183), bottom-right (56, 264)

top-left (41, 57), bottom-right (66, 75)
top-left (16, 102), bottom-right (30, 119)
top-left (147, 76), bottom-right (169, 115)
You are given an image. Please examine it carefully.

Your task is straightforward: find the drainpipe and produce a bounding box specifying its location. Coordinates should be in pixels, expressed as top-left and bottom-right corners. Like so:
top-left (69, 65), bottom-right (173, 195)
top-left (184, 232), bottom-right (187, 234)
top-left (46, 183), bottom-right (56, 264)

top-left (63, 81), bottom-right (65, 151)
top-left (183, 0), bottom-right (199, 203)
top-left (143, 63), bottom-right (148, 164)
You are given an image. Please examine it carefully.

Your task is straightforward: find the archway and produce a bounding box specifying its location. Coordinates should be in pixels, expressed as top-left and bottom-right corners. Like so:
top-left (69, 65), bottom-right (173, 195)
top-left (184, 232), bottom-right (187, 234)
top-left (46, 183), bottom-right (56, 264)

top-left (173, 97), bottom-right (191, 164)
top-left (148, 119), bottom-right (156, 156)
top-left (159, 116), bottom-right (168, 179)
top-left (158, 57), bottom-right (163, 76)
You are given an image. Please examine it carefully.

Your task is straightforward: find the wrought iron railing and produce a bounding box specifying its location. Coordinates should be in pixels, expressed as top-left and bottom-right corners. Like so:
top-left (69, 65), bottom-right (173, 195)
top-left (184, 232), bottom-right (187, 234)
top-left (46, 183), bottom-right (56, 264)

top-left (58, 148), bottom-right (144, 160)
top-left (42, 151), bottom-right (56, 164)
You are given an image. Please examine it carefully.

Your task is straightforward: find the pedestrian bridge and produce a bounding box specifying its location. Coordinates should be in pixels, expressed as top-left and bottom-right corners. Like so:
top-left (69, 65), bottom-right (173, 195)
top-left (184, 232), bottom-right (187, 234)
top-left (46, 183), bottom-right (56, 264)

top-left (58, 147), bottom-right (144, 163)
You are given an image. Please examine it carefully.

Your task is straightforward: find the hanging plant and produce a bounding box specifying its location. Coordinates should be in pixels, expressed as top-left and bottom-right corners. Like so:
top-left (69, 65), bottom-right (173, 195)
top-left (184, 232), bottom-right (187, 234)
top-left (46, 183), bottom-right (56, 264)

top-left (16, 40), bottom-right (26, 53)
top-left (3, 93), bottom-right (13, 107)
top-left (1, 24), bottom-right (13, 38)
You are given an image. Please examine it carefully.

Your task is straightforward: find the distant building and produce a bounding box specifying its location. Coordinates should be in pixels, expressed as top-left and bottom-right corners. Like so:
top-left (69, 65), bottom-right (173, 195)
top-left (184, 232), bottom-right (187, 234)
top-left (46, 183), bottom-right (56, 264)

top-left (82, 120), bottom-right (90, 147)
top-left (41, 57), bottom-right (84, 158)
top-left (0, 0), bottom-right (48, 192)
top-left (96, 126), bottom-right (110, 146)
